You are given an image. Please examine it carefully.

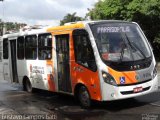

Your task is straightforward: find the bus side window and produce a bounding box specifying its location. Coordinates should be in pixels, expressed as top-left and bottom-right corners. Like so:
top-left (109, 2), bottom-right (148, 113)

top-left (38, 33), bottom-right (52, 60)
top-left (17, 36), bottom-right (25, 59)
top-left (25, 35), bottom-right (37, 60)
top-left (73, 29), bottom-right (97, 71)
top-left (3, 38), bottom-right (8, 59)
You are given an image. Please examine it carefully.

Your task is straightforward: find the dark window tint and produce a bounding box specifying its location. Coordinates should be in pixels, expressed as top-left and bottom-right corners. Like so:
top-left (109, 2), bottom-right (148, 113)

top-left (25, 35), bottom-right (37, 59)
top-left (73, 29), bottom-right (97, 71)
top-left (3, 38), bottom-right (8, 59)
top-left (38, 33), bottom-right (52, 60)
top-left (0, 41), bottom-right (3, 62)
top-left (17, 36), bottom-right (24, 59)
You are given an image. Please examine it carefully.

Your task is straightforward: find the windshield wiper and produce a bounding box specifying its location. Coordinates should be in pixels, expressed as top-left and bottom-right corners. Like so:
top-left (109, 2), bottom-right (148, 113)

top-left (124, 34), bottom-right (146, 59)
top-left (118, 43), bottom-right (126, 63)
top-left (118, 35), bottom-right (127, 63)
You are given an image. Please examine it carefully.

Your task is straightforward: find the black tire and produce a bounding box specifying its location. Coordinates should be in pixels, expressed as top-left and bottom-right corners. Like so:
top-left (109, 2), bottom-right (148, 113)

top-left (78, 86), bottom-right (91, 108)
top-left (24, 79), bottom-right (32, 93)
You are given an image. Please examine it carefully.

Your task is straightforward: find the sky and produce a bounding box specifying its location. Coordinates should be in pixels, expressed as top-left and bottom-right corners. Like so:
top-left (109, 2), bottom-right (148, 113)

top-left (0, 0), bottom-right (98, 26)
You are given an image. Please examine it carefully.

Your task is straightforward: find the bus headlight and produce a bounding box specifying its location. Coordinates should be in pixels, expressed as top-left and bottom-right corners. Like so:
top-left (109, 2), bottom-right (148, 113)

top-left (102, 72), bottom-right (117, 86)
top-left (152, 65), bottom-right (157, 79)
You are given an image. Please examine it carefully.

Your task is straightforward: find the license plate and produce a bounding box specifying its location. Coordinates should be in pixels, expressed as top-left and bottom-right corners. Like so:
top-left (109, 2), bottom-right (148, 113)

top-left (133, 87), bottom-right (143, 93)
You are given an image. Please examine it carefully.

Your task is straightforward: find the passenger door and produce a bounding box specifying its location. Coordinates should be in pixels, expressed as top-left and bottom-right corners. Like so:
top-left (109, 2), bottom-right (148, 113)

top-left (3, 38), bottom-right (11, 82)
top-left (10, 39), bottom-right (19, 83)
top-left (55, 34), bottom-right (72, 93)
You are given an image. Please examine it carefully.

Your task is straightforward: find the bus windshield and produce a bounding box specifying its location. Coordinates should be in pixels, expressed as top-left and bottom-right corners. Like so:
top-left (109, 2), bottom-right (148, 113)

top-left (90, 22), bottom-right (151, 62)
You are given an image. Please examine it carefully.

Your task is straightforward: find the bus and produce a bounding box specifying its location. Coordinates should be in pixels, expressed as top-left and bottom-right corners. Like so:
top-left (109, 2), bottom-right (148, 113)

top-left (1, 20), bottom-right (158, 108)
top-left (0, 36), bottom-right (3, 80)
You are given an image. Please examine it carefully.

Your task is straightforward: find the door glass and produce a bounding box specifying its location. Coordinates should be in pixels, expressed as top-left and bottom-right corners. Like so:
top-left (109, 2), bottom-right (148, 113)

top-left (73, 29), bottom-right (97, 71)
top-left (56, 34), bottom-right (71, 92)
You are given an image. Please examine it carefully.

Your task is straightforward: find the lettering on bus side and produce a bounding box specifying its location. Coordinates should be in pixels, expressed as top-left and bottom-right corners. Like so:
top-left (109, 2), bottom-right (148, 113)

top-left (30, 65), bottom-right (45, 74)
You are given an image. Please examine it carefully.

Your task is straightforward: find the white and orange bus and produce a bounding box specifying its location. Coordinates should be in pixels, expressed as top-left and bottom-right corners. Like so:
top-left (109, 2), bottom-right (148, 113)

top-left (1, 20), bottom-right (158, 107)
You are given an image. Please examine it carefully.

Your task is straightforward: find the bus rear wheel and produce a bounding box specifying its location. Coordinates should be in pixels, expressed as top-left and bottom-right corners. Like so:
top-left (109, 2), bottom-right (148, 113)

top-left (24, 78), bottom-right (32, 93)
top-left (78, 86), bottom-right (91, 108)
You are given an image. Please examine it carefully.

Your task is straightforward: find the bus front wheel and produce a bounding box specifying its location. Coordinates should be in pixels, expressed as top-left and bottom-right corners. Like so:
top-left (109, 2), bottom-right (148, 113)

top-left (78, 86), bottom-right (91, 108)
top-left (24, 78), bottom-right (32, 93)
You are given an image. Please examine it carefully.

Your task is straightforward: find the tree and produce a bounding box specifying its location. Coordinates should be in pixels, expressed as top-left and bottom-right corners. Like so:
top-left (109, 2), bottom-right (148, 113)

top-left (0, 21), bottom-right (27, 35)
top-left (0, 19), bottom-right (3, 36)
top-left (60, 12), bottom-right (84, 25)
top-left (88, 0), bottom-right (160, 60)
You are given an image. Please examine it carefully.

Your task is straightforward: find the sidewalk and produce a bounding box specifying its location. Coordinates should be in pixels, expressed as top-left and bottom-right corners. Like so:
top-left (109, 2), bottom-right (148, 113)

top-left (0, 78), bottom-right (22, 91)
top-left (0, 80), bottom-right (18, 92)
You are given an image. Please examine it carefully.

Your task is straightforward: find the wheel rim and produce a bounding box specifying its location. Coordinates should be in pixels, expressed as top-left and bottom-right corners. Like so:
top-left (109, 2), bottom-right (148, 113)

top-left (26, 80), bottom-right (32, 92)
top-left (79, 87), bottom-right (90, 107)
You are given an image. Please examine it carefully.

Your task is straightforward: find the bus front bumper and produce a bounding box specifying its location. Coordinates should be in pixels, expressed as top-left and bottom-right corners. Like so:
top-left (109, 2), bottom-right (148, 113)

top-left (101, 75), bottom-right (158, 101)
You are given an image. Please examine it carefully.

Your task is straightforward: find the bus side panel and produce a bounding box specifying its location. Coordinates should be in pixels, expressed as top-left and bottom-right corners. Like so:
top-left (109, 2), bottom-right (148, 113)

top-left (71, 62), bottom-right (102, 101)
top-left (0, 40), bottom-right (4, 80)
top-left (16, 34), bottom-right (56, 92)
top-left (3, 60), bottom-right (11, 82)
top-left (17, 59), bottom-right (52, 91)
top-left (46, 60), bottom-right (55, 92)
top-left (0, 62), bottom-right (4, 80)
top-left (17, 60), bottom-right (29, 85)
top-left (26, 60), bottom-right (53, 91)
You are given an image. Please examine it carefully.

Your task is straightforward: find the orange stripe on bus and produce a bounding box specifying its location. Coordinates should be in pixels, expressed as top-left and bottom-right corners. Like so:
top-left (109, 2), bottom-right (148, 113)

top-left (108, 67), bottom-right (138, 85)
top-left (46, 59), bottom-right (55, 92)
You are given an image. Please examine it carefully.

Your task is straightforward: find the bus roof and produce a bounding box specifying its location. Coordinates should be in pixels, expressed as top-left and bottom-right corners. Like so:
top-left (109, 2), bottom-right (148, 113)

top-left (47, 20), bottom-right (134, 33)
top-left (2, 20), bottom-right (135, 39)
top-left (47, 22), bottom-right (85, 32)
top-left (2, 26), bottom-right (50, 39)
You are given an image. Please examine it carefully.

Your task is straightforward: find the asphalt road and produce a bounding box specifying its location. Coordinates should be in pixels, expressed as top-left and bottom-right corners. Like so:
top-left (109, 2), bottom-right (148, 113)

top-left (0, 73), bottom-right (159, 120)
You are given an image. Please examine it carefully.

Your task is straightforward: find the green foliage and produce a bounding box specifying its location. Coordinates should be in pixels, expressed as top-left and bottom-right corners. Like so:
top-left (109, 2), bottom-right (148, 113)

top-left (0, 19), bottom-right (3, 35)
top-left (88, 0), bottom-right (160, 60)
top-left (60, 12), bottom-right (84, 25)
top-left (155, 34), bottom-right (160, 44)
top-left (88, 0), bottom-right (132, 20)
top-left (5, 22), bottom-right (26, 31)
